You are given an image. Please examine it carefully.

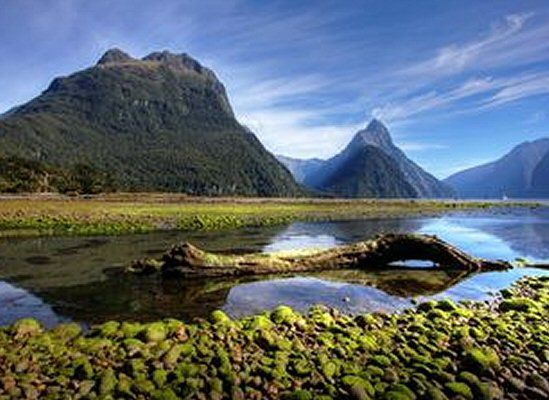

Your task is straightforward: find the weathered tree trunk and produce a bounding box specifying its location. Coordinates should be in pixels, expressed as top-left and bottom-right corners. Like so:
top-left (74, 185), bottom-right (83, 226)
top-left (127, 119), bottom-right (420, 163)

top-left (128, 233), bottom-right (512, 278)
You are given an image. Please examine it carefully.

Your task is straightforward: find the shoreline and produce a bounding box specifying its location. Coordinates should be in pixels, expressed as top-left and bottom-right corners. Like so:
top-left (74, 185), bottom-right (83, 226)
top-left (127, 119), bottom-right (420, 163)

top-left (0, 194), bottom-right (543, 238)
top-left (0, 276), bottom-right (547, 399)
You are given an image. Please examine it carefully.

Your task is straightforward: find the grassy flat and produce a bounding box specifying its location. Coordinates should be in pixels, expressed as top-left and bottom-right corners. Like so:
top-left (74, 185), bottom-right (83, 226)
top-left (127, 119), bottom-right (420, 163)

top-left (0, 193), bottom-right (540, 237)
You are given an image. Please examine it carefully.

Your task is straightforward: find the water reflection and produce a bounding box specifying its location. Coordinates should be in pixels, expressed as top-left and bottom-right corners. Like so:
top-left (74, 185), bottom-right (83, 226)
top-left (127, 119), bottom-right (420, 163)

top-left (0, 208), bottom-right (547, 326)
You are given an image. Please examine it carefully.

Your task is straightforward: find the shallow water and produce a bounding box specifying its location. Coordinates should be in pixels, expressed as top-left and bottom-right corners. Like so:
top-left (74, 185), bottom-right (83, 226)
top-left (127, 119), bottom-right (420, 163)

top-left (0, 207), bottom-right (547, 327)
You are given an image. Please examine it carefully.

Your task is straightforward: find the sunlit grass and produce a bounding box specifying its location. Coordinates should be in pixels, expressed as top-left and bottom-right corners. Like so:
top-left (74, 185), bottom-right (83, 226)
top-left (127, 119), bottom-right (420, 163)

top-left (0, 194), bottom-right (539, 237)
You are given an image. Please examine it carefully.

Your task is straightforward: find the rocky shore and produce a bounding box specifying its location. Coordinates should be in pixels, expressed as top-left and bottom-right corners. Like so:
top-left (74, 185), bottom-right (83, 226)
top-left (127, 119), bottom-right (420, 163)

top-left (0, 277), bottom-right (547, 399)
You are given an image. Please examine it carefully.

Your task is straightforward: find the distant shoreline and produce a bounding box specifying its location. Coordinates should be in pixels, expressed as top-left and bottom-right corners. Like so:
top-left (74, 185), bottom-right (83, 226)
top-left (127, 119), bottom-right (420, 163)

top-left (0, 193), bottom-right (543, 238)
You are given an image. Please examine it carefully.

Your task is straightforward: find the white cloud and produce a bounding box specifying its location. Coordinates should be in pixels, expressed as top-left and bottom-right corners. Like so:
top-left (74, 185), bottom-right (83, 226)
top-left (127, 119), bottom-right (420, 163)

top-left (238, 108), bottom-right (360, 159)
top-left (401, 12), bottom-right (536, 78)
top-left (482, 73), bottom-right (549, 108)
top-left (371, 77), bottom-right (495, 121)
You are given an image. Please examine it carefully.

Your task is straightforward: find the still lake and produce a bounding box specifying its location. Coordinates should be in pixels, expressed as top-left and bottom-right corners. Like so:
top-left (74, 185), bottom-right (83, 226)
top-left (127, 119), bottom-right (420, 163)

top-left (0, 207), bottom-right (548, 327)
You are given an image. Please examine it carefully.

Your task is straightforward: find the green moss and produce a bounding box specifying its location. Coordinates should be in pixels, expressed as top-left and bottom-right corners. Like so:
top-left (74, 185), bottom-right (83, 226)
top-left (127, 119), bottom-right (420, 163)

top-left (444, 382), bottom-right (473, 400)
top-left (73, 357), bottom-right (94, 380)
top-left (152, 369), bottom-right (168, 387)
top-left (98, 368), bottom-right (117, 395)
top-left (143, 322), bottom-right (167, 342)
top-left (282, 389), bottom-right (313, 400)
top-left (247, 315), bottom-right (274, 330)
top-left (0, 276), bottom-right (546, 400)
top-left (389, 383), bottom-right (416, 399)
top-left (424, 387), bottom-right (449, 400)
top-left (210, 310), bottom-right (232, 325)
top-left (51, 322), bottom-right (82, 341)
top-left (499, 298), bottom-right (537, 312)
top-left (465, 347), bottom-right (500, 373)
top-left (371, 355), bottom-right (392, 367)
top-left (121, 321), bottom-right (143, 338)
top-left (99, 321), bottom-right (120, 338)
top-left (342, 375), bottom-right (375, 397)
top-left (271, 305), bottom-right (299, 324)
top-left (13, 318), bottom-right (43, 337)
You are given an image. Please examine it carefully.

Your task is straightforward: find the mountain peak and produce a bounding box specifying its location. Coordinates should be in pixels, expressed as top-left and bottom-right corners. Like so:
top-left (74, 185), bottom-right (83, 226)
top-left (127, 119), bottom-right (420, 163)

top-left (96, 48), bottom-right (134, 65)
top-left (142, 51), bottom-right (206, 74)
top-left (354, 118), bottom-right (394, 149)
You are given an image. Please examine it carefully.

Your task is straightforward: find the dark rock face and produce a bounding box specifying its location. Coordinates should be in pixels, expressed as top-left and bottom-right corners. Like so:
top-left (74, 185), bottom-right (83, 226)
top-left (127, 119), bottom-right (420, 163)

top-left (0, 49), bottom-right (302, 196)
top-left (445, 138), bottom-right (549, 199)
top-left (530, 151), bottom-right (549, 197)
top-left (315, 145), bottom-right (417, 198)
top-left (297, 119), bottom-right (453, 198)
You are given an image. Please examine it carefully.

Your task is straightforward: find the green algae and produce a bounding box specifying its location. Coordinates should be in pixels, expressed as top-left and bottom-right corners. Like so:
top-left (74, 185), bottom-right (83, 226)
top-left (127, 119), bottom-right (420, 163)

top-left (0, 276), bottom-right (547, 399)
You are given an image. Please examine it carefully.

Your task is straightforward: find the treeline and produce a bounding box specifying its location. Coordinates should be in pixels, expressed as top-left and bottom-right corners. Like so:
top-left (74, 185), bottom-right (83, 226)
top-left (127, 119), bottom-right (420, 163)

top-left (0, 156), bottom-right (116, 194)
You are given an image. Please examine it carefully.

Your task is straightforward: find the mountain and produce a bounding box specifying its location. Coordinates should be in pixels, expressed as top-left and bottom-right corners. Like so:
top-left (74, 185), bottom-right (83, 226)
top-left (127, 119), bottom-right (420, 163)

top-left (314, 145), bottom-right (417, 198)
top-left (531, 152), bottom-right (549, 197)
top-left (445, 138), bottom-right (549, 199)
top-left (0, 48), bottom-right (302, 196)
top-left (286, 119), bottom-right (453, 198)
top-left (275, 155), bottom-right (325, 183)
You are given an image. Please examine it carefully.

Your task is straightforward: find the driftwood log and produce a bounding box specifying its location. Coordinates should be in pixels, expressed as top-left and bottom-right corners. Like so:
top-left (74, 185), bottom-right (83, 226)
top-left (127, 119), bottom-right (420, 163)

top-left (128, 233), bottom-right (512, 278)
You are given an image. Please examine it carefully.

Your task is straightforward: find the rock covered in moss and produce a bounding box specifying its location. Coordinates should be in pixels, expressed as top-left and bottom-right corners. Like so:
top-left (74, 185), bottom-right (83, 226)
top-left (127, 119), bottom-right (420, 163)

top-left (0, 276), bottom-right (547, 399)
top-left (12, 318), bottom-right (43, 337)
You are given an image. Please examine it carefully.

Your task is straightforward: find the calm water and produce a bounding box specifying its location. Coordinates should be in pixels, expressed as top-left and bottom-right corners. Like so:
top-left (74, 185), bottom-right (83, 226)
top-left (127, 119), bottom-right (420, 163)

top-left (0, 208), bottom-right (547, 327)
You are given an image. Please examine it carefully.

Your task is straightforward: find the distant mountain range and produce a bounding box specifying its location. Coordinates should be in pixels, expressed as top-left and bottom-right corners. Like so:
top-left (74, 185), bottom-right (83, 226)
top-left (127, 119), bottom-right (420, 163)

top-left (445, 138), bottom-right (549, 199)
top-left (0, 49), bottom-right (302, 196)
top-left (278, 119), bottom-right (454, 198)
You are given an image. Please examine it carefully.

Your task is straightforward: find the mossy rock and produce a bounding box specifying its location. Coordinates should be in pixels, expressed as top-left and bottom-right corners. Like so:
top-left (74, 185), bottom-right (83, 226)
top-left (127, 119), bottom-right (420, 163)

top-left (152, 369), bottom-right (168, 387)
top-left (499, 298), bottom-right (537, 312)
top-left (51, 322), bottom-right (82, 342)
top-left (342, 375), bottom-right (375, 398)
top-left (247, 315), bottom-right (274, 330)
top-left (210, 310), bottom-right (232, 325)
top-left (389, 383), bottom-right (416, 399)
top-left (464, 347), bottom-right (500, 373)
top-left (272, 305), bottom-right (299, 324)
top-left (121, 321), bottom-right (144, 338)
top-left (436, 299), bottom-right (458, 312)
top-left (417, 301), bottom-right (436, 312)
top-left (366, 365), bottom-right (384, 377)
top-left (13, 318), bottom-right (43, 337)
top-left (98, 368), bottom-right (117, 395)
top-left (73, 357), bottom-right (94, 380)
top-left (424, 387), bottom-right (449, 400)
top-left (132, 378), bottom-right (156, 395)
top-left (163, 344), bottom-right (187, 366)
top-left (444, 382), bottom-right (473, 400)
top-left (312, 312), bottom-right (335, 327)
top-left (143, 322), bottom-right (168, 342)
top-left (152, 388), bottom-right (179, 400)
top-left (99, 321), bottom-right (120, 338)
top-left (371, 355), bottom-right (392, 367)
top-left (282, 389), bottom-right (313, 400)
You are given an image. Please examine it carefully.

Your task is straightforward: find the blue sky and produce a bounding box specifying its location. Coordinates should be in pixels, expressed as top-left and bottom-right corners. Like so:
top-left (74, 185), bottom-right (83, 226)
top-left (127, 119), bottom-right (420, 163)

top-left (1, 0), bottom-right (548, 178)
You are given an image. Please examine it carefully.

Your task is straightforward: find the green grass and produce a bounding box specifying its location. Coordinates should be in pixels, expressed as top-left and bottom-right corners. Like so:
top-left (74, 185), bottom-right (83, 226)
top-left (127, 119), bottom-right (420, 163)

top-left (0, 193), bottom-right (541, 237)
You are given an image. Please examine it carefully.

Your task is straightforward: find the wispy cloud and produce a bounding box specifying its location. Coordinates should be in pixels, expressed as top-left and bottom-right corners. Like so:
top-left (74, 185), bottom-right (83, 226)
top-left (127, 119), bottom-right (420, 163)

top-left (400, 12), bottom-right (537, 78)
top-left (482, 73), bottom-right (549, 108)
top-left (371, 77), bottom-right (495, 121)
